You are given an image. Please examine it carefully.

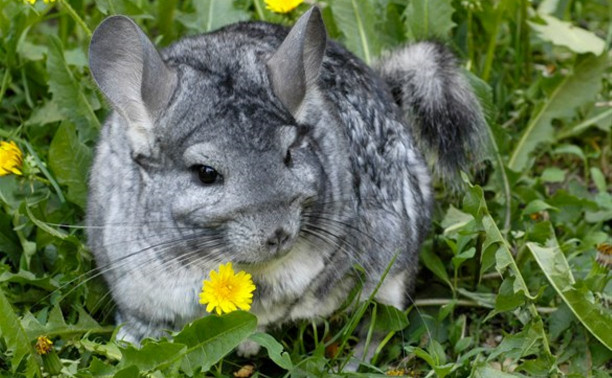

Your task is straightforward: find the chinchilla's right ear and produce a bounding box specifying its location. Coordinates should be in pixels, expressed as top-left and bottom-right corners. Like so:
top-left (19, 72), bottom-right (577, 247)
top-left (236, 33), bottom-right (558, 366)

top-left (89, 16), bottom-right (177, 161)
top-left (267, 7), bottom-right (326, 119)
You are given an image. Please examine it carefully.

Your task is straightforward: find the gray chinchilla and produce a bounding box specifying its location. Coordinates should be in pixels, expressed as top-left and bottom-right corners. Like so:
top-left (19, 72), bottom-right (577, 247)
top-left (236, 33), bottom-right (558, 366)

top-left (87, 7), bottom-right (486, 347)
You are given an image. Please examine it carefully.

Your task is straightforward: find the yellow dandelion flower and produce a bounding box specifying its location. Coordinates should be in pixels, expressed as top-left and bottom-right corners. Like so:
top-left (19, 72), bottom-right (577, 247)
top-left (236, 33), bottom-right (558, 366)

top-left (596, 243), bottom-right (612, 269)
top-left (35, 336), bottom-right (53, 355)
top-left (24, 0), bottom-right (55, 4)
top-left (386, 369), bottom-right (413, 376)
top-left (264, 0), bottom-right (303, 14)
top-left (199, 262), bottom-right (256, 315)
top-left (0, 140), bottom-right (23, 176)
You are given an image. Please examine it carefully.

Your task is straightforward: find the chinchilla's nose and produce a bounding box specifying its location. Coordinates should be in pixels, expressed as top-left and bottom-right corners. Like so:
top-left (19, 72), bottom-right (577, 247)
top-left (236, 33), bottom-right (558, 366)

top-left (265, 228), bottom-right (291, 253)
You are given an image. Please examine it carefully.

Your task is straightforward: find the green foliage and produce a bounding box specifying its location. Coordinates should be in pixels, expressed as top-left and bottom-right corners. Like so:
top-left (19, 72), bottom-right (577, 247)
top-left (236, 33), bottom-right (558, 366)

top-left (1, 0), bottom-right (610, 376)
top-left (508, 53), bottom-right (608, 171)
top-left (329, 0), bottom-right (381, 64)
top-left (0, 289), bottom-right (40, 376)
top-left (403, 0), bottom-right (456, 40)
top-left (528, 238), bottom-right (612, 350)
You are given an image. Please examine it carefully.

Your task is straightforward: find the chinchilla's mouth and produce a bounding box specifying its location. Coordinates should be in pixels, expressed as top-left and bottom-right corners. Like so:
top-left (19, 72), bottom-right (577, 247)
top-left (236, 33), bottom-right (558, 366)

top-left (234, 245), bottom-right (297, 268)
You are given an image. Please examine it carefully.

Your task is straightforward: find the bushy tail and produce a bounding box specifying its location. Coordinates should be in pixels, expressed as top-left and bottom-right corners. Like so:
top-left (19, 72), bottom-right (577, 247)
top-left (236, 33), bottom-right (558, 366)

top-left (375, 42), bottom-right (487, 185)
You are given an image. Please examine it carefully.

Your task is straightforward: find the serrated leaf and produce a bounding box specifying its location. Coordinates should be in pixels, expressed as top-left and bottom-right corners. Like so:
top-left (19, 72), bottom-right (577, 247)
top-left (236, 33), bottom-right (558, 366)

top-left (48, 122), bottom-right (93, 209)
top-left (527, 241), bottom-right (612, 350)
top-left (248, 332), bottom-right (293, 370)
top-left (508, 54), bottom-right (608, 171)
top-left (46, 35), bottom-right (100, 141)
top-left (87, 356), bottom-right (118, 375)
top-left (529, 14), bottom-right (606, 55)
top-left (173, 312), bottom-right (257, 374)
top-left (118, 342), bottom-right (187, 372)
top-left (330, 0), bottom-right (380, 64)
top-left (22, 305), bottom-right (106, 341)
top-left (0, 288), bottom-right (40, 376)
top-left (403, 0), bottom-right (455, 40)
top-left (0, 270), bottom-right (59, 291)
top-left (79, 338), bottom-right (122, 361)
top-left (482, 216), bottom-right (512, 274)
top-left (488, 321), bottom-right (544, 361)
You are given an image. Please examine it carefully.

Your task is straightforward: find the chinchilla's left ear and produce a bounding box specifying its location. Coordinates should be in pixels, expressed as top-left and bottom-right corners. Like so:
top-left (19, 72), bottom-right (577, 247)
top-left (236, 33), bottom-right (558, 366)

top-left (89, 15), bottom-right (177, 160)
top-left (267, 7), bottom-right (327, 118)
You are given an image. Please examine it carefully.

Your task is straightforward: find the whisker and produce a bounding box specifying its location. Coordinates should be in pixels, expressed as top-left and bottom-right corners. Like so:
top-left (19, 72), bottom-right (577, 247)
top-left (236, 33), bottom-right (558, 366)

top-left (44, 232), bottom-right (221, 307)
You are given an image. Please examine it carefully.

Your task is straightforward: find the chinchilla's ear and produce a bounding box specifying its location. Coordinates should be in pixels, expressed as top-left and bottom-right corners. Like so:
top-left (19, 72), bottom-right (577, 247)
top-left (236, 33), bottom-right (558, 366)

top-left (89, 15), bottom-right (176, 160)
top-left (267, 7), bottom-right (327, 118)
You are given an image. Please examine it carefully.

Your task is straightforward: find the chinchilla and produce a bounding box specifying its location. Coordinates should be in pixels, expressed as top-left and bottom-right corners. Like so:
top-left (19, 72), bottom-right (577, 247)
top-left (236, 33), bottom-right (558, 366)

top-left (87, 7), bottom-right (486, 349)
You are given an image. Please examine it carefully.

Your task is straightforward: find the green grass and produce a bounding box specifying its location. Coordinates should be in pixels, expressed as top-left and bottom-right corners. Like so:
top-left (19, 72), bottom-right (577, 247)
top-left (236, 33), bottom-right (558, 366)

top-left (1, 0), bottom-right (611, 376)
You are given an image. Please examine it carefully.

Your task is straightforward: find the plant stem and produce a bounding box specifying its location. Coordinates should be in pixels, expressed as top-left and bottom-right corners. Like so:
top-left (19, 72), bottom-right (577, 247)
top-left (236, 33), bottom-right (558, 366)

top-left (482, 1), bottom-right (505, 82)
top-left (361, 303), bottom-right (377, 361)
top-left (58, 0), bottom-right (92, 37)
top-left (254, 0), bottom-right (266, 21)
top-left (414, 298), bottom-right (557, 314)
top-left (486, 124), bottom-right (512, 233)
top-left (0, 69), bottom-right (10, 106)
top-left (466, 8), bottom-right (474, 71)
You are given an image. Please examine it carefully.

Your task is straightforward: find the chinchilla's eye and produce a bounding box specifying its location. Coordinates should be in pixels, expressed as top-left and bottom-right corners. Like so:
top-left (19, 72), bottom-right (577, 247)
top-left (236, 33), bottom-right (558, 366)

top-left (194, 165), bottom-right (220, 184)
top-left (284, 149), bottom-right (292, 166)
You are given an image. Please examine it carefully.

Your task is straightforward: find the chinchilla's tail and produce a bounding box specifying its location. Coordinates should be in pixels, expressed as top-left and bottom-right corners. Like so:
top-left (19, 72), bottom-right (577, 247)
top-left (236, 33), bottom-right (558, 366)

top-left (374, 41), bottom-right (487, 185)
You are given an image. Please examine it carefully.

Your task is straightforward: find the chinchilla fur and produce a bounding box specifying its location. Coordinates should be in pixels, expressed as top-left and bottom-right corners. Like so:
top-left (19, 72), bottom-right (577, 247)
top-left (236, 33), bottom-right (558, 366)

top-left (87, 8), bottom-right (486, 346)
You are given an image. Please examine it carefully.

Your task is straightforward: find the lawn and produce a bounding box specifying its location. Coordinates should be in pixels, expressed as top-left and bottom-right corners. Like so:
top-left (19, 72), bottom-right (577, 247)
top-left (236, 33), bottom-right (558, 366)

top-left (0, 0), bottom-right (610, 376)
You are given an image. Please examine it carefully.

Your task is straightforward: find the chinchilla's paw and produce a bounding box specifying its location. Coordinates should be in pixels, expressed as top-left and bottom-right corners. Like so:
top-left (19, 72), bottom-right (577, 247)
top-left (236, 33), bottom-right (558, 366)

top-left (115, 324), bottom-right (143, 347)
top-left (237, 339), bottom-right (261, 357)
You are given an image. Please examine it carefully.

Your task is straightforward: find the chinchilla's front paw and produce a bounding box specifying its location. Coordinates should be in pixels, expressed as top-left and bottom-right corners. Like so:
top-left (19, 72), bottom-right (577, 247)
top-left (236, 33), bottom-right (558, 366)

top-left (115, 311), bottom-right (169, 347)
top-left (116, 327), bottom-right (141, 346)
top-left (237, 339), bottom-right (261, 357)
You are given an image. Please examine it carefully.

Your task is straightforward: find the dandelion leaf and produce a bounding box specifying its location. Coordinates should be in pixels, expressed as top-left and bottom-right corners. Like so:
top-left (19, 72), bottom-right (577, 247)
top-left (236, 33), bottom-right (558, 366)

top-left (248, 332), bottom-right (293, 370)
top-left (330, 0), bottom-right (380, 64)
top-left (48, 122), bottom-right (93, 209)
top-left (0, 288), bottom-right (40, 376)
top-left (173, 311), bottom-right (257, 374)
top-left (529, 14), bottom-right (605, 55)
top-left (527, 241), bottom-right (612, 350)
top-left (46, 36), bottom-right (100, 142)
top-left (404, 0), bottom-right (456, 40)
top-left (508, 53), bottom-right (608, 171)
